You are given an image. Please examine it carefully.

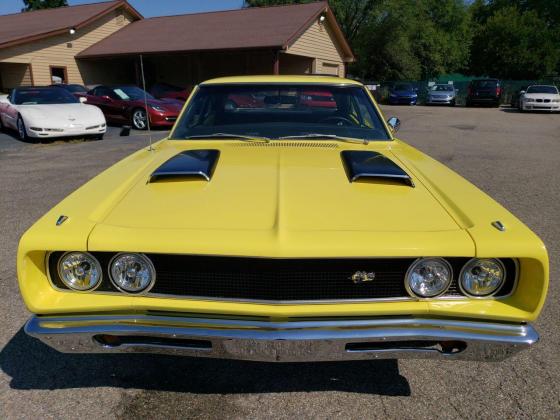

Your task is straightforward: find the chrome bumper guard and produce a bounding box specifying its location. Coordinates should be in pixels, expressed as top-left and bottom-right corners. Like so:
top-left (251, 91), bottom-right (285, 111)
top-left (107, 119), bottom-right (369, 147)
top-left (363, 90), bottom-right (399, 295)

top-left (25, 315), bottom-right (538, 362)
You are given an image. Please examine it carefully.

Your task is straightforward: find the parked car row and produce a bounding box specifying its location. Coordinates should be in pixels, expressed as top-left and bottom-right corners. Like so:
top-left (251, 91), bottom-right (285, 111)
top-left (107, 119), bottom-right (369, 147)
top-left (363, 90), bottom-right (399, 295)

top-left (386, 78), bottom-right (559, 112)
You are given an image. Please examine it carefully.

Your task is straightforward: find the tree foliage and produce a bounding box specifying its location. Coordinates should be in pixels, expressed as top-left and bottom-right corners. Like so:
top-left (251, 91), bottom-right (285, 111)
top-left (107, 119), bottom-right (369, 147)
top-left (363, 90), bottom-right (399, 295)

top-left (469, 1), bottom-right (560, 78)
top-left (246, 0), bottom-right (471, 80)
top-left (22, 0), bottom-right (68, 12)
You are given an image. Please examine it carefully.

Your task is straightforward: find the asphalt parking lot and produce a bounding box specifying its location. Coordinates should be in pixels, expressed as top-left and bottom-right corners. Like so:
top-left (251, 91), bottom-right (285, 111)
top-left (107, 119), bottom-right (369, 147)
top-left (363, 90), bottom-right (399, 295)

top-left (1, 106), bottom-right (559, 419)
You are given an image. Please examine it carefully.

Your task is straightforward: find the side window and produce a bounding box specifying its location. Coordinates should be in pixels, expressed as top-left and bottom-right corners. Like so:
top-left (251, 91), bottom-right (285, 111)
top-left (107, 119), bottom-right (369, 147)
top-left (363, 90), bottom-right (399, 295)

top-left (94, 87), bottom-right (112, 98)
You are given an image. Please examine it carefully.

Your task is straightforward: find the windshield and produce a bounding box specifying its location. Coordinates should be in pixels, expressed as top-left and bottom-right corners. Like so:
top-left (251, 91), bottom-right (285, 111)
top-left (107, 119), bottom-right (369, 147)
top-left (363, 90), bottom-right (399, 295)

top-left (12, 88), bottom-right (79, 105)
top-left (526, 85), bottom-right (559, 94)
top-left (393, 83), bottom-right (413, 91)
top-left (431, 85), bottom-right (454, 92)
top-left (113, 86), bottom-right (154, 101)
top-left (171, 84), bottom-right (390, 141)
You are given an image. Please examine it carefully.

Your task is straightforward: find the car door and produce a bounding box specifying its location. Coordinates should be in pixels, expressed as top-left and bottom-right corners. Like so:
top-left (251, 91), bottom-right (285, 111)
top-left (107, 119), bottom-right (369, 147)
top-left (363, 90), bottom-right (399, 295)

top-left (88, 87), bottom-right (126, 123)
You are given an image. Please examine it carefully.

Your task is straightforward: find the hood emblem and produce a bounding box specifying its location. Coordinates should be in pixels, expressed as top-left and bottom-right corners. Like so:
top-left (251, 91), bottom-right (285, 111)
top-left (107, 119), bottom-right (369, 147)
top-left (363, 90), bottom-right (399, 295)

top-left (68, 116), bottom-right (76, 121)
top-left (350, 271), bottom-right (376, 284)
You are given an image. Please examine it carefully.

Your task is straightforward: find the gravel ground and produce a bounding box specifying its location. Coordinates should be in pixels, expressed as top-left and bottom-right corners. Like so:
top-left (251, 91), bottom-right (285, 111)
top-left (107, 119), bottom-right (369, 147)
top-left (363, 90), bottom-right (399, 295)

top-left (0, 106), bottom-right (558, 419)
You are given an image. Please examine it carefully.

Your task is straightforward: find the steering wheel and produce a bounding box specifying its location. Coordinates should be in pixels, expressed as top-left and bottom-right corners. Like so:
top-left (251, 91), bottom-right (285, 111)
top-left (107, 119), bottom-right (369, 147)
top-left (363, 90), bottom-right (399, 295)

top-left (320, 116), bottom-right (354, 126)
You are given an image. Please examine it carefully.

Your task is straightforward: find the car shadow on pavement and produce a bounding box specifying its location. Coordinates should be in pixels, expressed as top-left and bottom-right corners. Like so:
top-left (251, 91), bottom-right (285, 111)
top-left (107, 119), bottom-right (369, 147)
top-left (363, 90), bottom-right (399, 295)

top-left (1, 327), bottom-right (411, 396)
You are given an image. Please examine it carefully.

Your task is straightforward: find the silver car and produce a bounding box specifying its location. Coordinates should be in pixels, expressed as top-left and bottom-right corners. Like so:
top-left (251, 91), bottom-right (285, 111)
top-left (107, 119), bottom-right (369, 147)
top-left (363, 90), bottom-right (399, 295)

top-left (426, 84), bottom-right (457, 106)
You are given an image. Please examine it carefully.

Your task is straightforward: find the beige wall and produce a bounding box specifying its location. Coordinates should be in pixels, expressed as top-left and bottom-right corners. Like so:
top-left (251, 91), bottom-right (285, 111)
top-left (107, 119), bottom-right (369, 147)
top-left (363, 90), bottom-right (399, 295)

top-left (0, 8), bottom-right (134, 86)
top-left (0, 62), bottom-right (32, 91)
top-left (286, 19), bottom-right (345, 76)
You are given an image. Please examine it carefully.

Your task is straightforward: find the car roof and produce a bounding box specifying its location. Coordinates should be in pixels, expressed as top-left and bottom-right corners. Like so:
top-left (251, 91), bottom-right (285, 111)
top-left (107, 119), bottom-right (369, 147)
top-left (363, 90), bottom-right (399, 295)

top-left (200, 75), bottom-right (363, 86)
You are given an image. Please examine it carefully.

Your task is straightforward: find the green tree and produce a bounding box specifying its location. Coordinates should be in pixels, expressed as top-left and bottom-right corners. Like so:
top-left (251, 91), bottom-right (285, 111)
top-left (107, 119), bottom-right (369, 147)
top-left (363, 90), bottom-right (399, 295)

top-left (470, 1), bottom-right (560, 78)
top-left (353, 0), bottom-right (471, 80)
top-left (246, 0), bottom-right (471, 81)
top-left (22, 0), bottom-right (68, 12)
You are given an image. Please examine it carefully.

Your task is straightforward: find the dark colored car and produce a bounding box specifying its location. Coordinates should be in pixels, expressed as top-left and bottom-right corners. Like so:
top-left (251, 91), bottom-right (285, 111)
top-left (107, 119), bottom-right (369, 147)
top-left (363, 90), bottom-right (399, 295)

top-left (84, 85), bottom-right (183, 130)
top-left (388, 83), bottom-right (418, 105)
top-left (466, 79), bottom-right (502, 107)
top-left (150, 83), bottom-right (192, 102)
top-left (50, 84), bottom-right (89, 99)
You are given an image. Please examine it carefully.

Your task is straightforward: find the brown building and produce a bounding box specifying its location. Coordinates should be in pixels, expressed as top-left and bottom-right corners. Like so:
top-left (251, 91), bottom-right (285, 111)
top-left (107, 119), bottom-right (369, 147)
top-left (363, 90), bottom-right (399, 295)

top-left (0, 0), bottom-right (354, 92)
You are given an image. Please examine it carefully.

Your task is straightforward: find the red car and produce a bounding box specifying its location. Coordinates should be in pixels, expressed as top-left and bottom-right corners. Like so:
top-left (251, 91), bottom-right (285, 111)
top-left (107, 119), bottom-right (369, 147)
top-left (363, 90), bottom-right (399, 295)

top-left (300, 90), bottom-right (337, 108)
top-left (150, 83), bottom-right (192, 102)
top-left (84, 85), bottom-right (183, 130)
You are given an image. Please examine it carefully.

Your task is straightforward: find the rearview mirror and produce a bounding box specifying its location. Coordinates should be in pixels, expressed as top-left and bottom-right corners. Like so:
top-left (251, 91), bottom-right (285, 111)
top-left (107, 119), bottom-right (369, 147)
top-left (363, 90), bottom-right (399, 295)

top-left (387, 117), bottom-right (400, 133)
top-left (120, 125), bottom-right (131, 137)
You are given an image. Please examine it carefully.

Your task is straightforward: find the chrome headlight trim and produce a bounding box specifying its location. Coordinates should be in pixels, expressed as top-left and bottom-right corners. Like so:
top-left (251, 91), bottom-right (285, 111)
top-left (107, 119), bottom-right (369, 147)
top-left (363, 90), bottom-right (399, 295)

top-left (404, 257), bottom-right (453, 299)
top-left (459, 258), bottom-right (507, 298)
top-left (108, 252), bottom-right (156, 295)
top-left (57, 251), bottom-right (103, 292)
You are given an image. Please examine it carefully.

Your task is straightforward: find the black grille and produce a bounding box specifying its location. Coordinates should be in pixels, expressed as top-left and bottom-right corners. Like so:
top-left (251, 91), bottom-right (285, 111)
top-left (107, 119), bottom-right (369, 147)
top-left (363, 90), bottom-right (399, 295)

top-left (48, 253), bottom-right (516, 302)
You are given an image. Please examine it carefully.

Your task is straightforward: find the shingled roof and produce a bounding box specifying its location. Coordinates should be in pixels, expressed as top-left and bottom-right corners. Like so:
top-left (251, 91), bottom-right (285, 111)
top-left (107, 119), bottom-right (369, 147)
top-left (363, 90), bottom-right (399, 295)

top-left (78, 1), bottom-right (354, 61)
top-left (0, 0), bottom-right (142, 50)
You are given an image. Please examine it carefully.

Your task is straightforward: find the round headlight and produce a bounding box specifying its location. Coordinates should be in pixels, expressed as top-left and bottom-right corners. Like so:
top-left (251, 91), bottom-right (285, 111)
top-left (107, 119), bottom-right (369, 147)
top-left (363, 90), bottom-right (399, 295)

top-left (406, 258), bottom-right (453, 298)
top-left (57, 252), bottom-right (102, 291)
top-left (459, 258), bottom-right (505, 297)
top-left (109, 253), bottom-right (155, 294)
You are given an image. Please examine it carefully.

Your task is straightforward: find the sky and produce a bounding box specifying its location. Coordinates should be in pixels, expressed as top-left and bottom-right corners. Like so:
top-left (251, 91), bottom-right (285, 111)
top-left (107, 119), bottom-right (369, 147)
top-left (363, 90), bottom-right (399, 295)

top-left (0, 0), bottom-right (246, 17)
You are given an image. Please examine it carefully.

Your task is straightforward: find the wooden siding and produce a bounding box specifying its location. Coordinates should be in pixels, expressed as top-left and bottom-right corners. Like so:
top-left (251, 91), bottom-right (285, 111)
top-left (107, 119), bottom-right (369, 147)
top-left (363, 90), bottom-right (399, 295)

top-left (0, 62), bottom-right (32, 90)
top-left (0, 9), bottom-right (134, 86)
top-left (286, 19), bottom-right (344, 76)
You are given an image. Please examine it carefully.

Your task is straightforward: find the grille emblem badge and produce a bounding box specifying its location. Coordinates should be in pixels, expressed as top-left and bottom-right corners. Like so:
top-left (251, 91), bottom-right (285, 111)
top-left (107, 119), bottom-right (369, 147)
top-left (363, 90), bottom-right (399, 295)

top-left (350, 271), bottom-right (376, 284)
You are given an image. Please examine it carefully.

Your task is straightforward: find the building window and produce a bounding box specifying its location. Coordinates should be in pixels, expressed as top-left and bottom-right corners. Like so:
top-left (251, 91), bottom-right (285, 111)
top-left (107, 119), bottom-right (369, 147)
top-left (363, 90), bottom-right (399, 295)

top-left (50, 66), bottom-right (67, 84)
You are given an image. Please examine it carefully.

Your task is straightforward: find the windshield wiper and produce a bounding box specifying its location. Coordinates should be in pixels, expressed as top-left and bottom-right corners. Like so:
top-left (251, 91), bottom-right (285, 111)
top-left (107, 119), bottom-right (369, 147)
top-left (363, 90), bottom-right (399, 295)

top-left (278, 133), bottom-right (370, 145)
top-left (184, 133), bottom-right (270, 142)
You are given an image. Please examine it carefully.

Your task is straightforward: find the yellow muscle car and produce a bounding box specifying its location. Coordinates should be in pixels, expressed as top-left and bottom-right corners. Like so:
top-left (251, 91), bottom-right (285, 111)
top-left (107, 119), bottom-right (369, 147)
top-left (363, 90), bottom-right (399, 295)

top-left (18, 75), bottom-right (548, 362)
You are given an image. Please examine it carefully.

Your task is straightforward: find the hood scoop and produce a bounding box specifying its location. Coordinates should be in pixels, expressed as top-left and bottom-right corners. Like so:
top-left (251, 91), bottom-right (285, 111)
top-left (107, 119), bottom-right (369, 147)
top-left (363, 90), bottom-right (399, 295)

top-left (341, 151), bottom-right (415, 187)
top-left (149, 150), bottom-right (220, 182)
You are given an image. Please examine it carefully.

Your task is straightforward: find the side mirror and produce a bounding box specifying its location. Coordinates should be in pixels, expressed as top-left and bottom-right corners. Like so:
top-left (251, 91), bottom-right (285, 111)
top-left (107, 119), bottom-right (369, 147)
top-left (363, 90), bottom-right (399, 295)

top-left (519, 90), bottom-right (526, 95)
top-left (79, 96), bottom-right (87, 104)
top-left (120, 125), bottom-right (131, 137)
top-left (387, 117), bottom-right (400, 133)
top-left (0, 96), bottom-right (10, 104)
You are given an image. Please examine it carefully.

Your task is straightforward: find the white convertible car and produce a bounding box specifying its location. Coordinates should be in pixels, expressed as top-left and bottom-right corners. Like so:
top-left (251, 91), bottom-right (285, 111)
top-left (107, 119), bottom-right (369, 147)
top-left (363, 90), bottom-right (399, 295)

top-left (519, 85), bottom-right (560, 112)
top-left (0, 86), bottom-right (106, 141)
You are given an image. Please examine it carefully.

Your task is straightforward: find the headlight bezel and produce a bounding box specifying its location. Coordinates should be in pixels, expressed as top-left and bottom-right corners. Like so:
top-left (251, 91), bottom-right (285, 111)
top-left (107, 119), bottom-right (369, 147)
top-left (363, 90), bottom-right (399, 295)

top-left (405, 257), bottom-right (454, 299)
top-left (56, 251), bottom-right (103, 292)
top-left (108, 252), bottom-right (157, 295)
top-left (459, 258), bottom-right (507, 298)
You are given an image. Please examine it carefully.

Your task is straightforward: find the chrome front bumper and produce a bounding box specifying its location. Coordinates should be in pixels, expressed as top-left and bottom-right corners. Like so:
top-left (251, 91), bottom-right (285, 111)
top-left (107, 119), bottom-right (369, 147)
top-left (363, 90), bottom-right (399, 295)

top-left (25, 315), bottom-right (538, 362)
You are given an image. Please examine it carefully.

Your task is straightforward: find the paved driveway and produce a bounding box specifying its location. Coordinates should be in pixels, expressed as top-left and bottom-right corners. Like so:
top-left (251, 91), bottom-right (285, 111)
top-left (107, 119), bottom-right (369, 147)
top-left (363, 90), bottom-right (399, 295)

top-left (0, 106), bottom-right (559, 419)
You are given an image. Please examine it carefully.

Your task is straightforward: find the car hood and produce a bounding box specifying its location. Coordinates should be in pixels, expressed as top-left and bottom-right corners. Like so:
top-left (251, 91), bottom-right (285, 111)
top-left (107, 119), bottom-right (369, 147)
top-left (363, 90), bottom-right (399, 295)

top-left (19, 103), bottom-right (103, 124)
top-left (81, 140), bottom-right (477, 256)
top-left (523, 93), bottom-right (560, 99)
